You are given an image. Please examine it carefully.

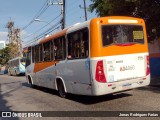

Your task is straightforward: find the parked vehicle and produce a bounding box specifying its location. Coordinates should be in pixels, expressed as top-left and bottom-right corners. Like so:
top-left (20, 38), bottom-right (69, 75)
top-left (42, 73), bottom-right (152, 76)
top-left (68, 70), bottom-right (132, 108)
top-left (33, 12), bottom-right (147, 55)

top-left (8, 57), bottom-right (26, 76)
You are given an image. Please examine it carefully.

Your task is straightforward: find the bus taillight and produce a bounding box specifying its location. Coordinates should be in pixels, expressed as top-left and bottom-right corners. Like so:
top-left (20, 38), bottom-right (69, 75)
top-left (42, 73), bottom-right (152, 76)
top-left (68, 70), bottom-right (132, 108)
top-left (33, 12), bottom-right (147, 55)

top-left (146, 56), bottom-right (150, 76)
top-left (95, 60), bottom-right (107, 83)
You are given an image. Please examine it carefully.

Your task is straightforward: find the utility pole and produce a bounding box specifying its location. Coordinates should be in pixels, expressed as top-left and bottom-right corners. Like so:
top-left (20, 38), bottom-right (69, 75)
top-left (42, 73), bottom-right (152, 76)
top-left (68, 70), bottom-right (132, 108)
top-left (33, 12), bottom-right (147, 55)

top-left (79, 0), bottom-right (88, 21)
top-left (62, 0), bottom-right (65, 29)
top-left (83, 0), bottom-right (87, 21)
top-left (48, 0), bottom-right (65, 29)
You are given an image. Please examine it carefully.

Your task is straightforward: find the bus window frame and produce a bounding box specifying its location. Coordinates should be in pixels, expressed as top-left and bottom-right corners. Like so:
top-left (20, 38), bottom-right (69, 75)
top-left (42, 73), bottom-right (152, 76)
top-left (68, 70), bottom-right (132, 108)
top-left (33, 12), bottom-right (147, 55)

top-left (39, 44), bottom-right (43, 62)
top-left (67, 27), bottom-right (89, 60)
top-left (43, 41), bottom-right (52, 62)
top-left (32, 46), bottom-right (35, 63)
top-left (35, 45), bottom-right (40, 63)
top-left (101, 24), bottom-right (145, 47)
top-left (53, 36), bottom-right (66, 60)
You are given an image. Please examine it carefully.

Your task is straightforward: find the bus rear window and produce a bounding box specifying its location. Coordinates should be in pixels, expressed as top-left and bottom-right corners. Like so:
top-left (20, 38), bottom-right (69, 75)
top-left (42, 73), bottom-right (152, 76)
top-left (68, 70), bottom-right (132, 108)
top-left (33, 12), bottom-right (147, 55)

top-left (102, 25), bottom-right (144, 46)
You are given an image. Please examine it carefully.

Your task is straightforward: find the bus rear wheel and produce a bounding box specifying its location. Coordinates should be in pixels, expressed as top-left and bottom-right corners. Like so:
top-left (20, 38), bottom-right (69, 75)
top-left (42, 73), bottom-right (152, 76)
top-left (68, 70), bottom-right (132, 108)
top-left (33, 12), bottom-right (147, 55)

top-left (57, 80), bottom-right (66, 98)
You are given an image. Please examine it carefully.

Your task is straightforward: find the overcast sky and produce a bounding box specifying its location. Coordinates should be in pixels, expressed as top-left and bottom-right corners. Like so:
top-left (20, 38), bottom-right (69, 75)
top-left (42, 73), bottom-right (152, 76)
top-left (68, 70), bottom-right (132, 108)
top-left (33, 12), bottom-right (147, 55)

top-left (0, 0), bottom-right (97, 45)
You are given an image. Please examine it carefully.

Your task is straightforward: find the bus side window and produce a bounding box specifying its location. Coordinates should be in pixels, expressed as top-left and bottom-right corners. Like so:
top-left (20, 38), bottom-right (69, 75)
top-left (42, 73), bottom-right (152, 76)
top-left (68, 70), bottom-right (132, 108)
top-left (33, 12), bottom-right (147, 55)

top-left (35, 45), bottom-right (40, 63)
top-left (54, 37), bottom-right (66, 60)
top-left (67, 28), bottom-right (89, 59)
top-left (39, 44), bottom-right (43, 62)
top-left (43, 41), bottom-right (51, 61)
top-left (32, 46), bottom-right (35, 63)
top-left (82, 28), bottom-right (89, 57)
top-left (26, 47), bottom-right (31, 67)
top-left (50, 41), bottom-right (54, 60)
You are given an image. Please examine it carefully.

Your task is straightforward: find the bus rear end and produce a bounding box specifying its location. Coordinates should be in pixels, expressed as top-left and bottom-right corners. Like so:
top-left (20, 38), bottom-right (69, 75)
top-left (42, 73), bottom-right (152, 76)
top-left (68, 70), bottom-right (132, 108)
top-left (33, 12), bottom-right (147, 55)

top-left (90, 16), bottom-right (150, 95)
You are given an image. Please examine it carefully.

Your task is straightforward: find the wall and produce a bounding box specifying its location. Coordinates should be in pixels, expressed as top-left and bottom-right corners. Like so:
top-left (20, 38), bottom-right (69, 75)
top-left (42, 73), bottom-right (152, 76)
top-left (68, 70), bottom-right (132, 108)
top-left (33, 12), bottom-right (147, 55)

top-left (148, 39), bottom-right (160, 77)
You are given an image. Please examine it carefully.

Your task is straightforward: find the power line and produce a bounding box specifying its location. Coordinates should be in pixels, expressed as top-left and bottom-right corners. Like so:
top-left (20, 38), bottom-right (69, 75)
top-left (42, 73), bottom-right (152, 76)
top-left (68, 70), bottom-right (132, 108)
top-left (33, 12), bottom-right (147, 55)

top-left (24, 24), bottom-right (61, 47)
top-left (22, 0), bottom-right (66, 46)
top-left (36, 23), bottom-right (61, 40)
top-left (23, 20), bottom-right (61, 46)
top-left (32, 20), bottom-right (61, 39)
top-left (22, 13), bottom-right (62, 40)
top-left (22, 0), bottom-right (49, 30)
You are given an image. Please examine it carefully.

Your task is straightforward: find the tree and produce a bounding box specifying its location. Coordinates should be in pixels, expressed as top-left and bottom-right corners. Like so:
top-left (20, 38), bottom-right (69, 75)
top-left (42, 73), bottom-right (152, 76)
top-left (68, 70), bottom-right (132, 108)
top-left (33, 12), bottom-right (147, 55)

top-left (89, 0), bottom-right (136, 16)
top-left (89, 0), bottom-right (160, 40)
top-left (0, 43), bottom-right (19, 65)
top-left (0, 47), bottom-right (10, 65)
top-left (7, 42), bottom-right (19, 59)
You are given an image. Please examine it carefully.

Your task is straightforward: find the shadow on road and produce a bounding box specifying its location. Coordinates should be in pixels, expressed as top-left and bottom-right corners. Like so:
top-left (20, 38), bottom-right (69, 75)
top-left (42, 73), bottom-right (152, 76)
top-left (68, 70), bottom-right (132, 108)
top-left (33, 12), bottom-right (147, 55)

top-left (0, 83), bottom-right (19, 120)
top-left (22, 82), bottom-right (58, 95)
top-left (136, 78), bottom-right (160, 93)
top-left (136, 85), bottom-right (160, 93)
top-left (66, 93), bottom-right (132, 105)
top-left (22, 82), bottom-right (132, 104)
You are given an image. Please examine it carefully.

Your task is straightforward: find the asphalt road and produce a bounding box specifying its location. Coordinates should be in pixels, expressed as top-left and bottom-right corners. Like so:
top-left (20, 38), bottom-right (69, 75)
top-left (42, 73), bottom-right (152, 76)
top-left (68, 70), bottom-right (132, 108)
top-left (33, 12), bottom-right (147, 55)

top-left (0, 75), bottom-right (160, 120)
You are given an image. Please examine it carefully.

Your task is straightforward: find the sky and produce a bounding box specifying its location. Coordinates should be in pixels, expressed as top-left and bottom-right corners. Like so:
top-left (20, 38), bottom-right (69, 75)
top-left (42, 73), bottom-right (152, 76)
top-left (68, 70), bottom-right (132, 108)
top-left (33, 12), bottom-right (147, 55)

top-left (0, 0), bottom-right (97, 46)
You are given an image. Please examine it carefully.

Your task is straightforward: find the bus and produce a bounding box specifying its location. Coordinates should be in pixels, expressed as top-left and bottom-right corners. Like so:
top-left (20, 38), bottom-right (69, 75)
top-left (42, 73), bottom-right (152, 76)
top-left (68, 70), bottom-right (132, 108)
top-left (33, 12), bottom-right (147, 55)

top-left (8, 57), bottom-right (26, 76)
top-left (25, 16), bottom-right (150, 98)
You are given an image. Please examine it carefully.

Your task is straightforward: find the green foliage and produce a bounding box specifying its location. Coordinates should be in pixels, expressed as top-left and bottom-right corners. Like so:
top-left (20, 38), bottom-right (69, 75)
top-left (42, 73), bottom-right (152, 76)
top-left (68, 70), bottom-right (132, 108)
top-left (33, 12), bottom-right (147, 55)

top-left (0, 43), bottom-right (19, 65)
top-left (0, 46), bottom-right (10, 65)
top-left (89, 0), bottom-right (136, 17)
top-left (89, 0), bottom-right (160, 39)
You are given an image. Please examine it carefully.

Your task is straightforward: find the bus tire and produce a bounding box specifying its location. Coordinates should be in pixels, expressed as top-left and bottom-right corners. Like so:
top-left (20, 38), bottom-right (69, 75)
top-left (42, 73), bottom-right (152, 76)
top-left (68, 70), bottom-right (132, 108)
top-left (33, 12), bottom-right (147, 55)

top-left (28, 76), bottom-right (35, 88)
top-left (15, 70), bottom-right (17, 76)
top-left (57, 80), bottom-right (66, 98)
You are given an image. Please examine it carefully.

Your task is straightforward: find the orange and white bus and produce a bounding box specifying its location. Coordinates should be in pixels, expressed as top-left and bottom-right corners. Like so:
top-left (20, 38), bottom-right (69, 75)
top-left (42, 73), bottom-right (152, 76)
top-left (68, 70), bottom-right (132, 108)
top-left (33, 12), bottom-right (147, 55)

top-left (25, 16), bottom-right (150, 98)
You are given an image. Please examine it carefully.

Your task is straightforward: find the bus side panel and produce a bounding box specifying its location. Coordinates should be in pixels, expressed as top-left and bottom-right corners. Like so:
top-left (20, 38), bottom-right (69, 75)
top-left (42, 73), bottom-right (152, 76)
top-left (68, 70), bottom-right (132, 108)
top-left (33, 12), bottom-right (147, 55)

top-left (30, 59), bottom-right (92, 95)
top-left (64, 59), bottom-right (92, 95)
top-left (34, 63), bottom-right (54, 88)
top-left (25, 63), bottom-right (37, 85)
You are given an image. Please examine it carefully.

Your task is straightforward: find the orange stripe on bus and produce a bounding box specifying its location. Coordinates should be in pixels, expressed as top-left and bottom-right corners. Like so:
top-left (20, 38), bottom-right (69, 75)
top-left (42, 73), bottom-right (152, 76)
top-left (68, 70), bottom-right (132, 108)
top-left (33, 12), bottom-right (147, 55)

top-left (39, 29), bottom-right (67, 44)
top-left (34, 61), bottom-right (59, 73)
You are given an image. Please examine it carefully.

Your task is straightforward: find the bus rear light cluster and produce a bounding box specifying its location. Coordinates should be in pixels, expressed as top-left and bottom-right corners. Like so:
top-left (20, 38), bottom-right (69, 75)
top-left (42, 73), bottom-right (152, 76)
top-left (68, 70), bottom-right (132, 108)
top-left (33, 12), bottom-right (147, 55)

top-left (95, 60), bottom-right (107, 83)
top-left (146, 55), bottom-right (150, 76)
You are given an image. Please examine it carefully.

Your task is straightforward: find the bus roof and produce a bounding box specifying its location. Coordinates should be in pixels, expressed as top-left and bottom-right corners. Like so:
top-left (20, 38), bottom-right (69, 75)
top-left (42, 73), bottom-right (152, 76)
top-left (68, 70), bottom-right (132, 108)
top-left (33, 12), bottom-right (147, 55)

top-left (66, 20), bottom-right (91, 34)
top-left (39, 28), bottom-right (68, 44)
top-left (23, 16), bottom-right (144, 48)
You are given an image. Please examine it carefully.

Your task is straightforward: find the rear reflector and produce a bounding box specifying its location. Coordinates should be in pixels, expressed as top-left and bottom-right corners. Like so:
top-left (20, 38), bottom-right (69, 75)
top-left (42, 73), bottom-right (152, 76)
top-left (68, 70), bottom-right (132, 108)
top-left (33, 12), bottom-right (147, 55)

top-left (108, 84), bottom-right (112, 87)
top-left (146, 55), bottom-right (150, 76)
top-left (95, 60), bottom-right (107, 83)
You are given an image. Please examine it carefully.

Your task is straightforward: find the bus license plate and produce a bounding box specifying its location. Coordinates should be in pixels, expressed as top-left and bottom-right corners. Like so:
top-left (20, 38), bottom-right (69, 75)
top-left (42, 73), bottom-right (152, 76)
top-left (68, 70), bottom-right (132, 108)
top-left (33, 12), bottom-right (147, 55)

top-left (122, 83), bottom-right (132, 89)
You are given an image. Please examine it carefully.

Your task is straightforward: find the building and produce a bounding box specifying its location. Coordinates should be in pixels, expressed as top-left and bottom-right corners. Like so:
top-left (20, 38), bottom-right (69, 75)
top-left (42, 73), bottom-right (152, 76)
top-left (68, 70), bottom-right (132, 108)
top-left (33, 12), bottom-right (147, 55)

top-left (148, 38), bottom-right (160, 77)
top-left (0, 41), bottom-right (6, 50)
